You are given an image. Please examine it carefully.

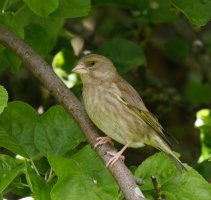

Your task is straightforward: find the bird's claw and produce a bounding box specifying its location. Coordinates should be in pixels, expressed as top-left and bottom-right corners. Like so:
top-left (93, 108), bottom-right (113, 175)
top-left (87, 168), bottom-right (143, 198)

top-left (94, 136), bottom-right (113, 149)
top-left (106, 151), bottom-right (125, 167)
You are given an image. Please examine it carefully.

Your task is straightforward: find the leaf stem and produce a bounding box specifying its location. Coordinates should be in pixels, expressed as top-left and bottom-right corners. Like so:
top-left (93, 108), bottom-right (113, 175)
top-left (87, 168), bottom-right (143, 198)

top-left (1, 0), bottom-right (9, 13)
top-left (30, 159), bottom-right (40, 176)
top-left (47, 167), bottom-right (55, 182)
top-left (151, 176), bottom-right (162, 200)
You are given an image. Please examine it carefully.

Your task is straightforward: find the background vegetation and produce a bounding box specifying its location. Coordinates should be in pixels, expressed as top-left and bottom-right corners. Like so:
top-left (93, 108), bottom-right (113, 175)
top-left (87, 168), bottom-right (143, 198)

top-left (0, 0), bottom-right (211, 199)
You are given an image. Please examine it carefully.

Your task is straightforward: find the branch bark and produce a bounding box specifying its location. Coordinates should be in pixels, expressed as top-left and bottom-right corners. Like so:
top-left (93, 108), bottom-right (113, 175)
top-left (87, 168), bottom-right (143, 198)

top-left (0, 25), bottom-right (145, 200)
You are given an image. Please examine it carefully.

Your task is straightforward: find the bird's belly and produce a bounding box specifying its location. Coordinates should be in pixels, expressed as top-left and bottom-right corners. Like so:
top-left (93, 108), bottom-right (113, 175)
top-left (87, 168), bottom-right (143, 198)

top-left (83, 87), bottom-right (147, 148)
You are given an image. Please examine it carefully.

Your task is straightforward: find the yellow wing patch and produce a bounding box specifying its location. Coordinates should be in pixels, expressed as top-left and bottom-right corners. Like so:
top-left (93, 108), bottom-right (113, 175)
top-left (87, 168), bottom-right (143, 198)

top-left (119, 96), bottom-right (171, 146)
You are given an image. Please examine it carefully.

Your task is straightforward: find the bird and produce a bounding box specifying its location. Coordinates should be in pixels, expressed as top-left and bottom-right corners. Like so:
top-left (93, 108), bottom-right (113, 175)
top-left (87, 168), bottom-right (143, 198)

top-left (72, 53), bottom-right (186, 172)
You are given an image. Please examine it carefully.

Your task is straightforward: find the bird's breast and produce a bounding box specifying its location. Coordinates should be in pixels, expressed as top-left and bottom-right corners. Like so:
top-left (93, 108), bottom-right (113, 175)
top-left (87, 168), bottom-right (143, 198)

top-left (83, 83), bottom-right (120, 123)
top-left (82, 83), bottom-right (148, 147)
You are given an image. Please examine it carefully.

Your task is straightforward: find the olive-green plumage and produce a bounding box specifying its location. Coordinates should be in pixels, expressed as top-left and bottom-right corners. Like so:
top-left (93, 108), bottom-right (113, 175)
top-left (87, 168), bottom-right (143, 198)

top-left (72, 54), bottom-right (186, 172)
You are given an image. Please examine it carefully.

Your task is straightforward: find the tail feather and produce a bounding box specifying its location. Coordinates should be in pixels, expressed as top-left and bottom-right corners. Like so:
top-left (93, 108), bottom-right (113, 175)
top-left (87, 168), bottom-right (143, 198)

top-left (153, 136), bottom-right (187, 173)
top-left (151, 135), bottom-right (187, 173)
top-left (167, 153), bottom-right (187, 173)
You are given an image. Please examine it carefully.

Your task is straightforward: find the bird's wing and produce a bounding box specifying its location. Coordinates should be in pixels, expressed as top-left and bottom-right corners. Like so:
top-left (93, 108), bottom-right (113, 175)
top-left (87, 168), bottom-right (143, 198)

top-left (115, 76), bottom-right (171, 146)
top-left (119, 96), bottom-right (172, 147)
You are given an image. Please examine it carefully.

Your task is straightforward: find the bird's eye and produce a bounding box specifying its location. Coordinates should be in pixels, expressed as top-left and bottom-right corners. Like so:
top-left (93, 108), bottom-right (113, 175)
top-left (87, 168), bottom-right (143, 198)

top-left (89, 61), bottom-right (96, 67)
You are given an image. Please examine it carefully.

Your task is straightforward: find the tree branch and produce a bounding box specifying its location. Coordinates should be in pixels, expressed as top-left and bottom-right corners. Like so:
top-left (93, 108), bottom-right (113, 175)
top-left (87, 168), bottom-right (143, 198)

top-left (0, 25), bottom-right (145, 200)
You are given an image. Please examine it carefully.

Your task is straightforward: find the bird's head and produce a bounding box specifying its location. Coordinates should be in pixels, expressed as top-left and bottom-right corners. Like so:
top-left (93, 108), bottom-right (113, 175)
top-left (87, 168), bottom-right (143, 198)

top-left (72, 54), bottom-right (117, 83)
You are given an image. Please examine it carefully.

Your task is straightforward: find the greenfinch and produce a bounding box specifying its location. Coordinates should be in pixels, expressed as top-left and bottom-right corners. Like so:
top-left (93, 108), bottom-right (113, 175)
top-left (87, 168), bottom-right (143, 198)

top-left (72, 54), bottom-right (186, 172)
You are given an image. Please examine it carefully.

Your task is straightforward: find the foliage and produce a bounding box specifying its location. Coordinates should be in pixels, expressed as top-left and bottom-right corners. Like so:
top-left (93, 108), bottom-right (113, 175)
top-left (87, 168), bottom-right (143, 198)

top-left (0, 0), bottom-right (211, 199)
top-left (195, 109), bottom-right (211, 163)
top-left (135, 153), bottom-right (211, 200)
top-left (0, 85), bottom-right (8, 114)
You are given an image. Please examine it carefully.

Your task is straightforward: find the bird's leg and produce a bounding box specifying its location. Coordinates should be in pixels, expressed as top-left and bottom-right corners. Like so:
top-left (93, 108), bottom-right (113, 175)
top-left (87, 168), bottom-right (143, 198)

top-left (94, 136), bottom-right (114, 149)
top-left (106, 144), bottom-right (128, 167)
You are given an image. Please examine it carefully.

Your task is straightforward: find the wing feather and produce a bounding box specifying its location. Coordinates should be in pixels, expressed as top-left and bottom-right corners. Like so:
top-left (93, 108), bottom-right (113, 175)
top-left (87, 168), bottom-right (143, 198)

top-left (115, 76), bottom-right (172, 146)
top-left (118, 94), bottom-right (172, 147)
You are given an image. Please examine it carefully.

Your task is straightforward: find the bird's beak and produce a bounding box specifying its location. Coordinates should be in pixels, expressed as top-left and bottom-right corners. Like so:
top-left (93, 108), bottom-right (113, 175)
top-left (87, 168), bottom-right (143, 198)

top-left (72, 64), bottom-right (88, 74)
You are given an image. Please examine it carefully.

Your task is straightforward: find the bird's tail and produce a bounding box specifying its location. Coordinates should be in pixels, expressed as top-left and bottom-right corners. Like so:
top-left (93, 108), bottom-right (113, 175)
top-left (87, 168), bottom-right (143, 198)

top-left (152, 136), bottom-right (187, 173)
top-left (166, 152), bottom-right (187, 173)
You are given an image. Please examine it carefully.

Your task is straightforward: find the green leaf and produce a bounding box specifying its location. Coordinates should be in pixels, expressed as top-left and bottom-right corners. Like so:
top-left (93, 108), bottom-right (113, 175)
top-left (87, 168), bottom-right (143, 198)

top-left (98, 38), bottom-right (146, 74)
top-left (52, 49), bottom-right (79, 88)
top-left (195, 160), bottom-right (211, 182)
top-left (195, 109), bottom-right (211, 163)
top-left (135, 0), bottom-right (178, 24)
top-left (0, 85), bottom-right (8, 114)
top-left (0, 51), bottom-right (10, 72)
top-left (51, 0), bottom-right (91, 18)
top-left (93, 0), bottom-right (178, 24)
top-left (0, 12), bottom-right (23, 70)
top-left (2, 49), bottom-right (21, 71)
top-left (0, 101), bottom-right (39, 158)
top-left (92, 0), bottom-right (132, 6)
top-left (23, 0), bottom-right (59, 17)
top-left (135, 152), bottom-right (211, 200)
top-left (34, 105), bottom-right (85, 156)
top-left (185, 83), bottom-right (211, 105)
top-left (53, 49), bottom-right (77, 73)
top-left (48, 145), bottom-right (119, 200)
top-left (171, 0), bottom-right (211, 26)
top-left (0, 155), bottom-right (23, 193)
top-left (15, 7), bottom-right (64, 55)
top-left (16, 6), bottom-right (64, 38)
top-left (0, 46), bottom-right (21, 71)
top-left (0, 12), bottom-right (24, 38)
top-left (0, 0), bottom-right (24, 13)
top-left (201, 32), bottom-right (211, 54)
top-left (24, 162), bottom-right (52, 200)
top-left (24, 24), bottom-right (51, 56)
top-left (196, 109), bottom-right (211, 128)
top-left (164, 37), bottom-right (190, 63)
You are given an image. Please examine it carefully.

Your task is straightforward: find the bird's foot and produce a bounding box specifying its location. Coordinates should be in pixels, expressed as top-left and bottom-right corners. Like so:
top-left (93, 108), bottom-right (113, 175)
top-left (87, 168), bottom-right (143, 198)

top-left (94, 136), bottom-right (113, 149)
top-left (105, 144), bottom-right (128, 167)
top-left (106, 151), bottom-right (125, 167)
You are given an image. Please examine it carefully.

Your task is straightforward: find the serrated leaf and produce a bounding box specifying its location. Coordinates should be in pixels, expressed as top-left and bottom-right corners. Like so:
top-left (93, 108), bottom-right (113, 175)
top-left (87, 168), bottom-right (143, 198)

top-left (48, 145), bottom-right (119, 200)
top-left (0, 155), bottom-right (23, 193)
top-left (23, 0), bottom-right (58, 17)
top-left (34, 105), bottom-right (85, 156)
top-left (135, 152), bottom-right (211, 200)
top-left (0, 85), bottom-right (8, 114)
top-left (98, 38), bottom-right (146, 74)
top-left (171, 0), bottom-right (211, 26)
top-left (0, 101), bottom-right (39, 158)
top-left (51, 0), bottom-right (91, 18)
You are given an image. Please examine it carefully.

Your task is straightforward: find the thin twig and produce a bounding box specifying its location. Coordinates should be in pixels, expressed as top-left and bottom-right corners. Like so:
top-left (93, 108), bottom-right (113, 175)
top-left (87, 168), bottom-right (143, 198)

top-left (151, 176), bottom-right (162, 200)
top-left (0, 25), bottom-right (145, 200)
